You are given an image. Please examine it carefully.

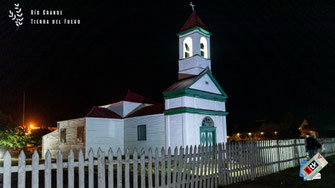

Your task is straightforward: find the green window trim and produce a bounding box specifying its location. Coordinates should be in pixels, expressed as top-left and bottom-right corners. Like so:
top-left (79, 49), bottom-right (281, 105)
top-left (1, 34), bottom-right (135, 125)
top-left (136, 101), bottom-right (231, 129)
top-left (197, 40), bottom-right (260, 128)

top-left (177, 26), bottom-right (212, 36)
top-left (137, 125), bottom-right (147, 141)
top-left (164, 108), bottom-right (228, 116)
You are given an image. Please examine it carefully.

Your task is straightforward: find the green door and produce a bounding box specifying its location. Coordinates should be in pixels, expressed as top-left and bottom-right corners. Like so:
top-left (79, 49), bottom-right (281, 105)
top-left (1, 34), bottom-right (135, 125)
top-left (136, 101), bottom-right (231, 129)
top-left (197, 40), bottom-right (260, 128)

top-left (200, 127), bottom-right (216, 147)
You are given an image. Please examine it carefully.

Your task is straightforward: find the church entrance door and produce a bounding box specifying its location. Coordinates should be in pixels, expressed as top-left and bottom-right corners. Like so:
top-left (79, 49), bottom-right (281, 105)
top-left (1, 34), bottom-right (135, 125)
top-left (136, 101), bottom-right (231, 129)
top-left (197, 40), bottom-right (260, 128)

top-left (200, 127), bottom-right (216, 147)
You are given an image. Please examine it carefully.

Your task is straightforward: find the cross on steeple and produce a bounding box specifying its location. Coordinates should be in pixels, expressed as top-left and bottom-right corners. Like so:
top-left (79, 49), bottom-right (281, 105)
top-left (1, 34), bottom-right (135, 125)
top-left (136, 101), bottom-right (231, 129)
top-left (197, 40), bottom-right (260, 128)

top-left (189, 2), bottom-right (195, 11)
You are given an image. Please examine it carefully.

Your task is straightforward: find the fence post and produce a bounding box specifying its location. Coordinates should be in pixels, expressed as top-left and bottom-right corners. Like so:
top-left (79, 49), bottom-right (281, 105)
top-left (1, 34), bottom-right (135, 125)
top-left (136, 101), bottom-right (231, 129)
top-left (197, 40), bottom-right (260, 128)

top-left (172, 147), bottom-right (178, 186)
top-left (154, 148), bottom-right (160, 188)
top-left (78, 150), bottom-right (85, 188)
top-left (277, 140), bottom-right (280, 172)
top-left (68, 150), bottom-right (74, 188)
top-left (88, 149), bottom-right (94, 188)
top-left (32, 150), bottom-right (39, 188)
top-left (97, 148), bottom-right (106, 188)
top-left (161, 147), bottom-right (166, 187)
top-left (133, 149), bottom-right (138, 188)
top-left (18, 151), bottom-right (26, 188)
top-left (250, 142), bottom-right (255, 181)
top-left (294, 139), bottom-right (299, 166)
top-left (140, 149), bottom-right (146, 188)
top-left (125, 149), bottom-right (130, 188)
top-left (167, 147), bottom-right (172, 187)
top-left (108, 148), bottom-right (114, 188)
top-left (117, 148), bottom-right (122, 188)
top-left (3, 151), bottom-right (11, 188)
top-left (56, 150), bottom-right (63, 188)
top-left (44, 150), bottom-right (52, 188)
top-left (148, 148), bottom-right (153, 188)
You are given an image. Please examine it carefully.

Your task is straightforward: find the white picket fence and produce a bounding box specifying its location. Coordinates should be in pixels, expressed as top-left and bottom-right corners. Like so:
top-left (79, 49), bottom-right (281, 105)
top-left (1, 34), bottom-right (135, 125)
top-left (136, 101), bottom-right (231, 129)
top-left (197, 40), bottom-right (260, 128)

top-left (0, 138), bottom-right (335, 188)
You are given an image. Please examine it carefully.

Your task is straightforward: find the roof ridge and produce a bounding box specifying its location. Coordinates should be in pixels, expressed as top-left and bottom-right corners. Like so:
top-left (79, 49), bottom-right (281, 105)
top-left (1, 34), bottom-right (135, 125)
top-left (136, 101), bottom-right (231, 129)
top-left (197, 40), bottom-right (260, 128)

top-left (179, 11), bottom-right (209, 33)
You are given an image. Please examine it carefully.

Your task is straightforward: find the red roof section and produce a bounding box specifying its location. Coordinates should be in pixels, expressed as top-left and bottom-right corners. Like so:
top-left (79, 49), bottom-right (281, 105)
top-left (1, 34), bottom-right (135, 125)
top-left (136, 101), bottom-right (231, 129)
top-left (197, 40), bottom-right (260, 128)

top-left (123, 90), bottom-right (159, 104)
top-left (126, 104), bottom-right (165, 118)
top-left (179, 11), bottom-right (209, 33)
top-left (86, 106), bottom-right (122, 119)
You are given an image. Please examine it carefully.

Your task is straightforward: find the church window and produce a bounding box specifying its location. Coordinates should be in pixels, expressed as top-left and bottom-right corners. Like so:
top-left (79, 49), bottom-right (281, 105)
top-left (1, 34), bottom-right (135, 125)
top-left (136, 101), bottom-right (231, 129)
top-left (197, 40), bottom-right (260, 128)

top-left (60, 128), bottom-right (66, 144)
top-left (202, 117), bottom-right (214, 127)
top-left (77, 126), bottom-right (84, 143)
top-left (183, 37), bottom-right (193, 58)
top-left (200, 37), bottom-right (208, 58)
top-left (137, 125), bottom-right (147, 141)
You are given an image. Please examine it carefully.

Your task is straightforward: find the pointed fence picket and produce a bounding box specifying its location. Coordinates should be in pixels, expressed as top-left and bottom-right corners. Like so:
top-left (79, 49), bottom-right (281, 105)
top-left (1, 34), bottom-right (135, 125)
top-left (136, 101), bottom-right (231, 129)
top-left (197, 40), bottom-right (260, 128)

top-left (1, 138), bottom-right (335, 188)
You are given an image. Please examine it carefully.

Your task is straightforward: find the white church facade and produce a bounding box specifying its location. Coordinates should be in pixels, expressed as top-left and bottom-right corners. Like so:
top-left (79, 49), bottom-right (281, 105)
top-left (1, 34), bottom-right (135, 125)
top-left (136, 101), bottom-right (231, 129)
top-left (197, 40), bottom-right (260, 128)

top-left (42, 10), bottom-right (228, 158)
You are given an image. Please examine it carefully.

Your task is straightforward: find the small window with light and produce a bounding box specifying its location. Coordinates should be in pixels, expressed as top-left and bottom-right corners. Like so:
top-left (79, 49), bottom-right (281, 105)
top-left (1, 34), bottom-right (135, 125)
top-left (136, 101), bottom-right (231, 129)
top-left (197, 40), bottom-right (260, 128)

top-left (200, 37), bottom-right (208, 58)
top-left (183, 37), bottom-right (193, 58)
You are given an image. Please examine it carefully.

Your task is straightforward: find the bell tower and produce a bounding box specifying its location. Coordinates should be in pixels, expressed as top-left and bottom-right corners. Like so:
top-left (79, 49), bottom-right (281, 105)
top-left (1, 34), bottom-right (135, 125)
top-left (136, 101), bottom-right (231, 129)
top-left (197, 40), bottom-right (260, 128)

top-left (178, 9), bottom-right (212, 79)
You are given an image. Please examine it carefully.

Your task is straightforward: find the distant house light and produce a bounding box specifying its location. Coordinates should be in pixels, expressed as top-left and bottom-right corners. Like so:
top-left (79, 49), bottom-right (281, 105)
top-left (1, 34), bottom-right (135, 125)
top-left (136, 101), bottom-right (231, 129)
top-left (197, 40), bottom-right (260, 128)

top-left (237, 133), bottom-right (240, 137)
top-left (274, 131), bottom-right (278, 135)
top-left (248, 132), bottom-right (252, 136)
top-left (260, 132), bottom-right (264, 135)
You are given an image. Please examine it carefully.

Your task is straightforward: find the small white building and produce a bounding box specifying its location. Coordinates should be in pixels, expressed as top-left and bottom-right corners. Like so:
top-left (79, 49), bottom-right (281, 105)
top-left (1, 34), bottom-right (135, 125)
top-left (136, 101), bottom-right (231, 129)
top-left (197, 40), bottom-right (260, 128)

top-left (42, 10), bottom-right (228, 158)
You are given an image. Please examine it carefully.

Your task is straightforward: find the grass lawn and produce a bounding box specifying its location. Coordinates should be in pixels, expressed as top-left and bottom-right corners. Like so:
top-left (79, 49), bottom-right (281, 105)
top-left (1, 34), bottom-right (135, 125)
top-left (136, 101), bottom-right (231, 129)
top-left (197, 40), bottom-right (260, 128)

top-left (221, 156), bottom-right (335, 188)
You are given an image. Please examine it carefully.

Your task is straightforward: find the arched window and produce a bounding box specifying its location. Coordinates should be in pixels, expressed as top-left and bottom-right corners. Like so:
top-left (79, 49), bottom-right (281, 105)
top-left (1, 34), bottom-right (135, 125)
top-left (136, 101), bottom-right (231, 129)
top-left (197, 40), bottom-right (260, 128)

top-left (183, 37), bottom-right (192, 58)
top-left (200, 37), bottom-right (208, 58)
top-left (202, 116), bottom-right (214, 127)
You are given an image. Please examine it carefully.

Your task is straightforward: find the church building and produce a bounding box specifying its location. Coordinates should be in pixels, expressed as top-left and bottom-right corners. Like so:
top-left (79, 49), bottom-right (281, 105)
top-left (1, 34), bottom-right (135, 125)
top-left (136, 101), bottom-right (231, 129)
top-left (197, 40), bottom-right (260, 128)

top-left (42, 10), bottom-right (228, 158)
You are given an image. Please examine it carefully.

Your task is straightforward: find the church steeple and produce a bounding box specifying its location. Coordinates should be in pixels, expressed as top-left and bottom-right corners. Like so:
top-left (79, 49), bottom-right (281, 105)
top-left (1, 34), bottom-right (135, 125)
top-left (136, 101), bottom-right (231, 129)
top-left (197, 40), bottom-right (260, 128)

top-left (177, 8), bottom-right (212, 80)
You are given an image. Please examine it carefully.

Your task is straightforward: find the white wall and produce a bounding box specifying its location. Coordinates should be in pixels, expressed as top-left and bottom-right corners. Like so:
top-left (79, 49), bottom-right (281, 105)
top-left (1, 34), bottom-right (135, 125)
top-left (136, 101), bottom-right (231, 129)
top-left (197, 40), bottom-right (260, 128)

top-left (85, 117), bottom-right (124, 157)
top-left (165, 114), bottom-right (184, 152)
top-left (165, 96), bottom-right (225, 111)
top-left (165, 113), bottom-right (227, 152)
top-left (124, 114), bottom-right (165, 154)
top-left (184, 113), bottom-right (227, 146)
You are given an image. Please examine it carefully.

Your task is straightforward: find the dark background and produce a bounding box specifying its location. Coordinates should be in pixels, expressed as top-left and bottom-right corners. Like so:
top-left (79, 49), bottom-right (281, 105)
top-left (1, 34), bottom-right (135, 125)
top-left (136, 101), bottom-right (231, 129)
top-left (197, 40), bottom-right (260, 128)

top-left (0, 0), bottom-right (334, 132)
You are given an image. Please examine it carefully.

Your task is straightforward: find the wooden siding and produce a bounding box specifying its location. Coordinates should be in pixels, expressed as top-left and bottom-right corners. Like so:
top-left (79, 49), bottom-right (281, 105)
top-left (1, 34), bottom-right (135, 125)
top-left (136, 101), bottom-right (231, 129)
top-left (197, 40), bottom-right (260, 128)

top-left (58, 118), bottom-right (86, 159)
top-left (85, 117), bottom-right (124, 157)
top-left (42, 130), bottom-right (59, 159)
top-left (165, 114), bottom-right (184, 151)
top-left (124, 114), bottom-right (165, 154)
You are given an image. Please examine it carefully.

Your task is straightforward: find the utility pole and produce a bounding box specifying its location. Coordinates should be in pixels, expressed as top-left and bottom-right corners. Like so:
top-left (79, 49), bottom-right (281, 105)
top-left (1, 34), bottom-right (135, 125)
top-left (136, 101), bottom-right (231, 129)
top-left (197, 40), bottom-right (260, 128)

top-left (22, 90), bottom-right (25, 127)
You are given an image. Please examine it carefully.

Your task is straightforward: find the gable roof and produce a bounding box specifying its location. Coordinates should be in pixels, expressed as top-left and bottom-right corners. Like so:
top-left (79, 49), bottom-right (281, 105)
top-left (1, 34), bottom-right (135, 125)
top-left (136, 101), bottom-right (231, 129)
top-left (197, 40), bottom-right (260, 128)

top-left (163, 68), bottom-right (228, 99)
top-left (123, 89), bottom-right (159, 104)
top-left (86, 106), bottom-right (122, 119)
top-left (179, 11), bottom-right (209, 33)
top-left (126, 104), bottom-right (165, 118)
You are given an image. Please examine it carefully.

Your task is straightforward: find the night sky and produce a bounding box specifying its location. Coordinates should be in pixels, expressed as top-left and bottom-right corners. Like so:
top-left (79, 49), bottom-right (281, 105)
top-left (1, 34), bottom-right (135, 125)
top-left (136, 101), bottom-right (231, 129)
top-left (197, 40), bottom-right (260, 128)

top-left (0, 0), bottom-right (334, 130)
